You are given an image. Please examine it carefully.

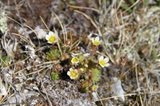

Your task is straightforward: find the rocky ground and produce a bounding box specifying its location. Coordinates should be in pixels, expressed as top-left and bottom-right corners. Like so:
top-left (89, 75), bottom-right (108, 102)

top-left (0, 0), bottom-right (160, 106)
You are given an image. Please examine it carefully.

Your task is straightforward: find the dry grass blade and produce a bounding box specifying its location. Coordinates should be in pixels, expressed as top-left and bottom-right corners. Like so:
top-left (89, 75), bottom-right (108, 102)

top-left (1, 0), bottom-right (160, 105)
top-left (68, 5), bottom-right (100, 13)
top-left (74, 10), bottom-right (102, 36)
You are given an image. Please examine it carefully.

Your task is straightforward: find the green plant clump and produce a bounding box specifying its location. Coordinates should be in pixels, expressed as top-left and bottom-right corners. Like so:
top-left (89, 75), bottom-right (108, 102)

top-left (45, 30), bottom-right (111, 92)
top-left (91, 68), bottom-right (101, 83)
top-left (51, 71), bottom-right (60, 81)
top-left (46, 49), bottom-right (60, 61)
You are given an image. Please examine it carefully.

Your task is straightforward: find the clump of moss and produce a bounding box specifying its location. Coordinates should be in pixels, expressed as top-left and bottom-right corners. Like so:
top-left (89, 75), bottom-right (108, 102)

top-left (51, 71), bottom-right (60, 81)
top-left (79, 68), bottom-right (101, 93)
top-left (91, 68), bottom-right (101, 83)
top-left (46, 49), bottom-right (60, 61)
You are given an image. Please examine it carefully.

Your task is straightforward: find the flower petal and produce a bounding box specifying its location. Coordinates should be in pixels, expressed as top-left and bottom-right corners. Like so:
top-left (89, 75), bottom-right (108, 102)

top-left (48, 31), bottom-right (54, 36)
top-left (99, 56), bottom-right (104, 61)
top-left (45, 34), bottom-right (50, 40)
top-left (95, 36), bottom-right (100, 41)
top-left (67, 71), bottom-right (71, 76)
top-left (104, 57), bottom-right (109, 62)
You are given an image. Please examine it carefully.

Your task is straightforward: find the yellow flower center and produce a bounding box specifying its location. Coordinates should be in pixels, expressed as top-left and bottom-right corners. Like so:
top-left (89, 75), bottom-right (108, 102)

top-left (92, 38), bottom-right (101, 46)
top-left (68, 68), bottom-right (79, 79)
top-left (70, 71), bottom-right (77, 77)
top-left (71, 57), bottom-right (79, 64)
top-left (99, 59), bottom-right (106, 67)
top-left (48, 35), bottom-right (56, 43)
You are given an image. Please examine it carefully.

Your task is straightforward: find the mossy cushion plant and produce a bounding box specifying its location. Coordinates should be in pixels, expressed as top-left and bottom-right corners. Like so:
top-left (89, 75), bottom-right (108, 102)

top-left (51, 71), bottom-right (60, 81)
top-left (46, 48), bottom-right (60, 61)
top-left (44, 30), bottom-right (111, 92)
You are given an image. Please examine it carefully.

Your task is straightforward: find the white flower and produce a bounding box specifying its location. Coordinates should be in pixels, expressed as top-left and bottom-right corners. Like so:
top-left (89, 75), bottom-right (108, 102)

top-left (67, 68), bottom-right (79, 80)
top-left (98, 56), bottom-right (110, 68)
top-left (45, 31), bottom-right (59, 44)
top-left (71, 56), bottom-right (79, 64)
top-left (91, 36), bottom-right (101, 46)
